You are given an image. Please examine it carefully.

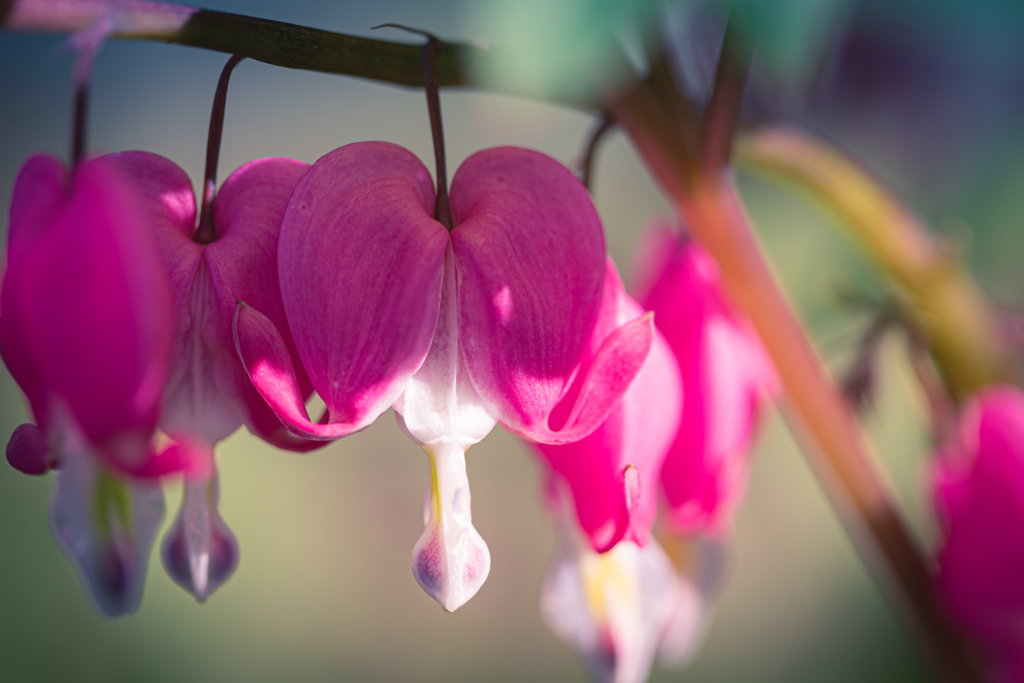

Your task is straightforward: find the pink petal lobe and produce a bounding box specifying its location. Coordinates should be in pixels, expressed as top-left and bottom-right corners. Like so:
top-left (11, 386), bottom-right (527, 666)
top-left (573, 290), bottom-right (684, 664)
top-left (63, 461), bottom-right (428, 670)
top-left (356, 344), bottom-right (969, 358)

top-left (532, 260), bottom-right (681, 552)
top-left (278, 142), bottom-right (447, 432)
top-left (450, 147), bottom-right (610, 441)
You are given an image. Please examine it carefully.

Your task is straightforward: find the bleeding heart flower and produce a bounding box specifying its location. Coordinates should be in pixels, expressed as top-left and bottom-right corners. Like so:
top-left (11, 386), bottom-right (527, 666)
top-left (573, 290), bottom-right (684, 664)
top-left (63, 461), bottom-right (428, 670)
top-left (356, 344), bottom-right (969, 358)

top-left (234, 142), bottom-right (653, 611)
top-left (531, 258), bottom-right (682, 553)
top-left (932, 386), bottom-right (1024, 682)
top-left (0, 153), bottom-right (202, 615)
top-left (632, 221), bottom-right (778, 536)
top-left (103, 150), bottom-right (321, 602)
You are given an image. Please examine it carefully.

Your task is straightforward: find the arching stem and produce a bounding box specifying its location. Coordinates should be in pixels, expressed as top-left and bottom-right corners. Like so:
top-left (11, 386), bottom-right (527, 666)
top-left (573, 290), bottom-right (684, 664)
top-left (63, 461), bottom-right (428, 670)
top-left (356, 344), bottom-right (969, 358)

top-left (194, 54), bottom-right (245, 245)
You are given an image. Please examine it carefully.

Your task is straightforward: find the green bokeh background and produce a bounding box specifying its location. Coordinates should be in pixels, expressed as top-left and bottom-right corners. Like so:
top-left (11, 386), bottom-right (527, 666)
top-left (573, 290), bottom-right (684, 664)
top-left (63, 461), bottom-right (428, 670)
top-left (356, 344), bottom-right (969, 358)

top-left (3, 1), bottom-right (1024, 681)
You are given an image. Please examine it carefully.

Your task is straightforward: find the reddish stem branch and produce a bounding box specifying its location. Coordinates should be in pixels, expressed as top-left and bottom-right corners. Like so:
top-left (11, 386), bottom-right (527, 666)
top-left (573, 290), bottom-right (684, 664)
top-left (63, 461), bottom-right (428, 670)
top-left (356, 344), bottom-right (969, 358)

top-left (606, 74), bottom-right (979, 681)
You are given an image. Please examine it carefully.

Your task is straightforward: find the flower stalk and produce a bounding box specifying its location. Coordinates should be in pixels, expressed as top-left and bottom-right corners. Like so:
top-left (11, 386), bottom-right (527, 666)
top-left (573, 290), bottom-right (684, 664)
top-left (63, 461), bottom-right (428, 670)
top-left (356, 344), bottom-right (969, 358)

top-left (195, 54), bottom-right (245, 245)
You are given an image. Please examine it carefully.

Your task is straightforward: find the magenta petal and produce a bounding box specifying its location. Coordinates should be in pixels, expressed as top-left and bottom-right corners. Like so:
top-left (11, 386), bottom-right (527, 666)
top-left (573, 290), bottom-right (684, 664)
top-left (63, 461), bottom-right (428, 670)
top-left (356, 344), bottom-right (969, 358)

top-left (932, 387), bottom-right (1024, 660)
top-left (277, 142), bottom-right (447, 432)
top-left (6, 422), bottom-right (53, 475)
top-left (2, 155), bottom-right (173, 466)
top-left (450, 147), bottom-right (609, 441)
top-left (234, 301), bottom-right (358, 440)
top-left (533, 261), bottom-right (682, 552)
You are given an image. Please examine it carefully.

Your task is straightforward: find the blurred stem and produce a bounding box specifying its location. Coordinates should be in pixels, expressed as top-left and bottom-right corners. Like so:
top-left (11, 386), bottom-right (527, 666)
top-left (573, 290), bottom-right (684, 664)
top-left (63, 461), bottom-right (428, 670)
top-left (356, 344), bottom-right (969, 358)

top-left (579, 113), bottom-right (615, 191)
top-left (2, 0), bottom-right (597, 107)
top-left (606, 75), bottom-right (980, 681)
top-left (736, 127), bottom-right (1004, 401)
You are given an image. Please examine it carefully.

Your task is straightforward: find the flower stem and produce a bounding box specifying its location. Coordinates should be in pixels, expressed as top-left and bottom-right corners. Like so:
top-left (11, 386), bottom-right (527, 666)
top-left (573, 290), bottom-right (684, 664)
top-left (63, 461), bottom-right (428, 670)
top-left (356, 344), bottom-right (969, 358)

top-left (420, 36), bottom-right (452, 231)
top-left (194, 54), bottom-right (245, 246)
top-left (579, 113), bottom-right (614, 191)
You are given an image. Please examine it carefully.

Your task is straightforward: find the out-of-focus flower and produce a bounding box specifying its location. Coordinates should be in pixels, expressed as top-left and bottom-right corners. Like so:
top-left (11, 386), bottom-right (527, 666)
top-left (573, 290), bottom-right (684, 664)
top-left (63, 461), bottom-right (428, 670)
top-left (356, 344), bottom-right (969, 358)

top-left (0, 154), bottom-right (203, 615)
top-left (104, 151), bottom-right (322, 602)
top-left (633, 222), bottom-right (779, 537)
top-left (530, 256), bottom-right (683, 683)
top-left (932, 386), bottom-right (1024, 682)
top-left (533, 258), bottom-right (682, 553)
top-left (234, 142), bottom-right (653, 611)
top-left (629, 221), bottom-right (776, 670)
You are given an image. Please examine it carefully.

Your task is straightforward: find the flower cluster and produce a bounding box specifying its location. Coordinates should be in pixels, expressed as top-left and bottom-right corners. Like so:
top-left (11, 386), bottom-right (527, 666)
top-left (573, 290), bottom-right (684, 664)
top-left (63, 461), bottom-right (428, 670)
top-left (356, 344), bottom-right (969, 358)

top-left (0, 42), bottom-right (781, 679)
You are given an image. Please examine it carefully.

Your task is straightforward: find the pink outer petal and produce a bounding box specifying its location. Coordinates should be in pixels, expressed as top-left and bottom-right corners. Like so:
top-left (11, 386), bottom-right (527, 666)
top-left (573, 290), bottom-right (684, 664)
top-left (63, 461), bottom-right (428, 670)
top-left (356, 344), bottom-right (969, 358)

top-left (275, 141), bottom-right (448, 432)
top-left (451, 147), bottom-right (621, 443)
top-left (533, 260), bottom-right (682, 552)
top-left (1, 154), bottom-right (173, 468)
top-left (932, 387), bottom-right (1024, 657)
top-left (2, 155), bottom-right (75, 424)
top-left (636, 225), bottom-right (777, 535)
top-left (207, 157), bottom-right (322, 451)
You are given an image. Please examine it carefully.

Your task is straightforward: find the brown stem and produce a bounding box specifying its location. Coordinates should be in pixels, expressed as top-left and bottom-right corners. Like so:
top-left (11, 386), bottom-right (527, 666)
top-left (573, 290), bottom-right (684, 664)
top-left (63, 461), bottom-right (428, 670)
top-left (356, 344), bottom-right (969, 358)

top-left (606, 71), bottom-right (980, 682)
top-left (373, 25), bottom-right (452, 230)
top-left (579, 113), bottom-right (615, 191)
top-left (701, 12), bottom-right (753, 175)
top-left (71, 80), bottom-right (87, 168)
top-left (194, 54), bottom-right (245, 245)
top-left (420, 38), bottom-right (452, 230)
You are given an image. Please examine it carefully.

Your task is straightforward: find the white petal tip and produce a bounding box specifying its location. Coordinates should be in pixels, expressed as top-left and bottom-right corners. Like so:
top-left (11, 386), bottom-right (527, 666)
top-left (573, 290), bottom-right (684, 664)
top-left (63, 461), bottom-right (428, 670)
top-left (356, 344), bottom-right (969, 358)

top-left (412, 524), bottom-right (491, 612)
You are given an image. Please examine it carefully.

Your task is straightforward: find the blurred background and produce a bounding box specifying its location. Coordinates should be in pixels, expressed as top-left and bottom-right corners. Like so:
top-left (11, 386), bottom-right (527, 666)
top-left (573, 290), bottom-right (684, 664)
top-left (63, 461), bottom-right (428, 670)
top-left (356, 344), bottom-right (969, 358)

top-left (2, 0), bottom-right (1024, 680)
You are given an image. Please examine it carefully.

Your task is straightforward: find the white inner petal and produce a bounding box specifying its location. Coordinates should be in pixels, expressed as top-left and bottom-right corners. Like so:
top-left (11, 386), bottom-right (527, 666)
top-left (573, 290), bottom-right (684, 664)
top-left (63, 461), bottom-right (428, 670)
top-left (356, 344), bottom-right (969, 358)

top-left (540, 485), bottom-right (680, 683)
top-left (394, 243), bottom-right (496, 612)
top-left (47, 407), bottom-right (165, 618)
